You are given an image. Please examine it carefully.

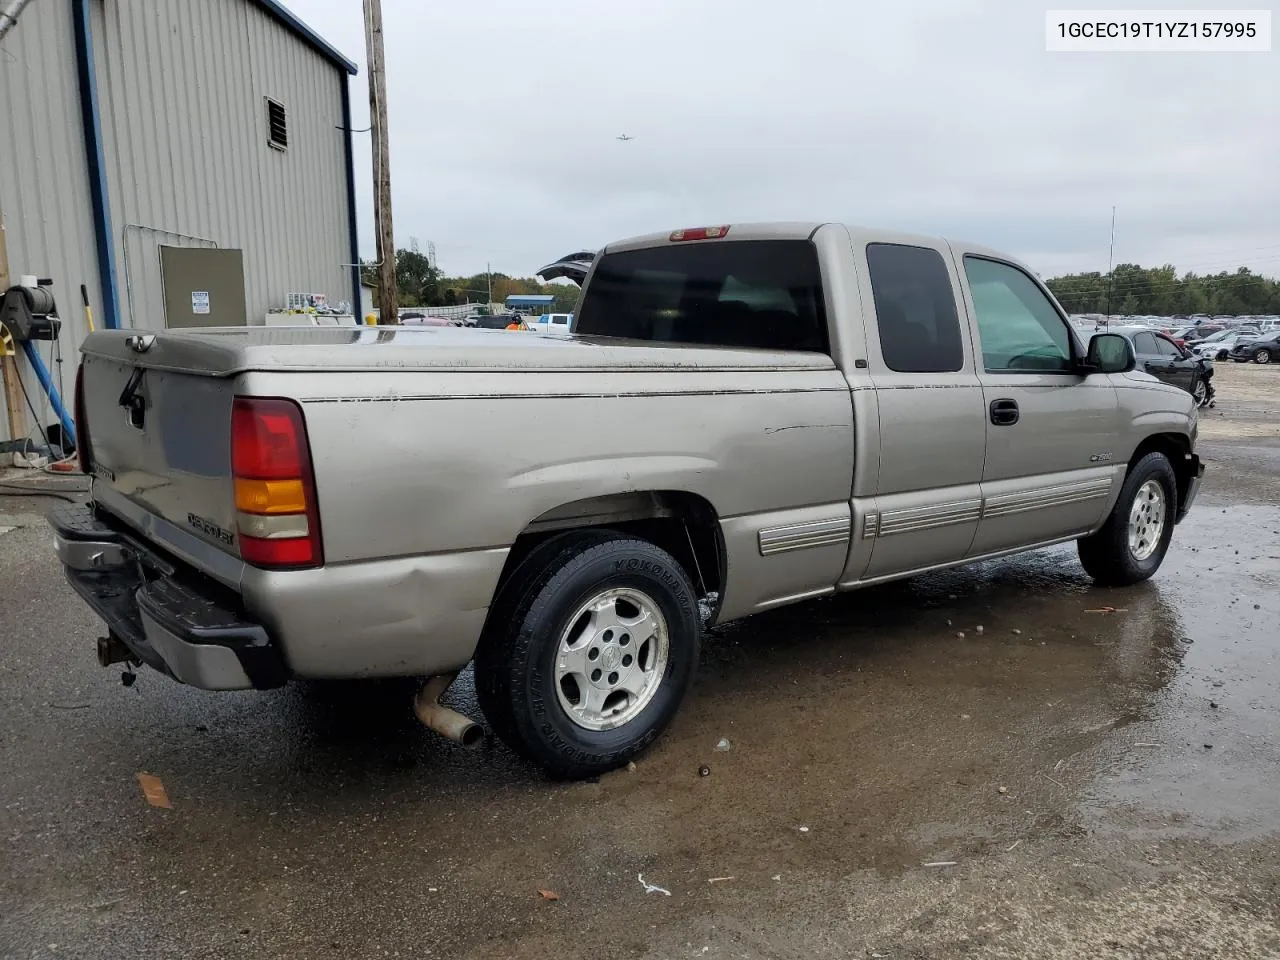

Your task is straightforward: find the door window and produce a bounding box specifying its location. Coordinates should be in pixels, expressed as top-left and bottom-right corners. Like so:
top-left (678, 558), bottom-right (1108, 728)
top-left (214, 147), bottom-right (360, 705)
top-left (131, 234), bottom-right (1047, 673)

top-left (1133, 332), bottom-right (1160, 355)
top-left (963, 257), bottom-right (1073, 372)
top-left (1155, 336), bottom-right (1182, 357)
top-left (865, 243), bottom-right (964, 373)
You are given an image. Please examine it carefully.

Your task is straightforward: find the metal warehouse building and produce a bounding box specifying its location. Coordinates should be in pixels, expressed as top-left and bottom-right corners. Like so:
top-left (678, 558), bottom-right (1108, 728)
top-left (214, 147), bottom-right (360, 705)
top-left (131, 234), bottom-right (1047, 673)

top-left (0, 0), bottom-right (360, 444)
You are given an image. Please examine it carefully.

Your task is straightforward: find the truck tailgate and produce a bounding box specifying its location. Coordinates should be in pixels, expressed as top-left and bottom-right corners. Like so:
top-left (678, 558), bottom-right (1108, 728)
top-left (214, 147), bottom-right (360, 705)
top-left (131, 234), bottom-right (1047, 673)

top-left (81, 352), bottom-right (241, 559)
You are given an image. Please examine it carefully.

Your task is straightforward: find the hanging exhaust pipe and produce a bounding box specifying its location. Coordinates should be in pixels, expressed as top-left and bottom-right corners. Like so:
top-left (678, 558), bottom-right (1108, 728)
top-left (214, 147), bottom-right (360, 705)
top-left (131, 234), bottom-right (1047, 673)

top-left (414, 674), bottom-right (485, 748)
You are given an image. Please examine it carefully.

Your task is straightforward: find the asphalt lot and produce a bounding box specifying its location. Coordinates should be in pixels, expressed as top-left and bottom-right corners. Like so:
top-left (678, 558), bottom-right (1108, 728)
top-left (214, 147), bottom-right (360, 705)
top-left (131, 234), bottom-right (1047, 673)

top-left (2, 363), bottom-right (1278, 959)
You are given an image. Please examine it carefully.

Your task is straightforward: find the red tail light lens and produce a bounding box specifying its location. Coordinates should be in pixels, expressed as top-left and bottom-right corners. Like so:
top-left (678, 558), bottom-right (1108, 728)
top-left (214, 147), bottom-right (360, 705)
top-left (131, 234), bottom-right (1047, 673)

top-left (231, 397), bottom-right (323, 569)
top-left (669, 225), bottom-right (731, 242)
top-left (239, 533), bottom-right (316, 567)
top-left (74, 364), bottom-right (92, 474)
top-left (232, 400), bottom-right (307, 479)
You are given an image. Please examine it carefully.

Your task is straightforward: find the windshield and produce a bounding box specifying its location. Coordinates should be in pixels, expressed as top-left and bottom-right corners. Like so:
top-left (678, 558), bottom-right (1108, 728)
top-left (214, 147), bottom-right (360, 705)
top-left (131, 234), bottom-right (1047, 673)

top-left (574, 240), bottom-right (829, 353)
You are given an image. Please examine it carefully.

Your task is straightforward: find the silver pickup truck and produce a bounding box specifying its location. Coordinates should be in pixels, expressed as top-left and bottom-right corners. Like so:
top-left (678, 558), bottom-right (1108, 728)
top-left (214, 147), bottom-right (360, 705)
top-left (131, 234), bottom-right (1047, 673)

top-left (52, 222), bottom-right (1203, 778)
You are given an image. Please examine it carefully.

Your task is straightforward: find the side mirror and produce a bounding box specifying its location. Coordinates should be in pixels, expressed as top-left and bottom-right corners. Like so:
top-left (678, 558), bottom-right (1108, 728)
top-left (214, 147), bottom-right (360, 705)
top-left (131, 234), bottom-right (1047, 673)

top-left (1086, 333), bottom-right (1135, 374)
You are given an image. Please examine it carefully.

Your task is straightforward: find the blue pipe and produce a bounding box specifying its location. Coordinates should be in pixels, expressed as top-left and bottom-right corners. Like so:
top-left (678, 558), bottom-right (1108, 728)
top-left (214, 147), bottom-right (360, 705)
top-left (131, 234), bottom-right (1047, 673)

top-left (72, 0), bottom-right (121, 329)
top-left (340, 78), bottom-right (362, 315)
top-left (20, 341), bottom-right (76, 449)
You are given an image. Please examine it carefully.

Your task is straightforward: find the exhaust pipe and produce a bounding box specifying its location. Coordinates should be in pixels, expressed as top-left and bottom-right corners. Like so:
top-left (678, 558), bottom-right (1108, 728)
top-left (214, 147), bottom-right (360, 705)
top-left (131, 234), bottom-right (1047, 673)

top-left (414, 674), bottom-right (485, 748)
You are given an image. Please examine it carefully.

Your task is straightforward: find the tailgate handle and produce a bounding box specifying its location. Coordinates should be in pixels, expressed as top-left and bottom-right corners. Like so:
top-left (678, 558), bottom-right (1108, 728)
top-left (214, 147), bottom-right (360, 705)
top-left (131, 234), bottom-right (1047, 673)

top-left (118, 367), bottom-right (146, 429)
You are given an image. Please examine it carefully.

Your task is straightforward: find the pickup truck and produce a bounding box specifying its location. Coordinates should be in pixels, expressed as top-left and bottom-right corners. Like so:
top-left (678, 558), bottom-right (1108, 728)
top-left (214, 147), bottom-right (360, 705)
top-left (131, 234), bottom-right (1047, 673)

top-left (52, 222), bottom-right (1203, 779)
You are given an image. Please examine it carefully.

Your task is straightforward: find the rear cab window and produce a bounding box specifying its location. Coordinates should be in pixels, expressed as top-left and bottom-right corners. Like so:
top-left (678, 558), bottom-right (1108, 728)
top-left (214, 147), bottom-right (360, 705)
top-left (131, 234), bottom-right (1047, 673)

top-left (573, 240), bottom-right (829, 353)
top-left (864, 243), bottom-right (965, 373)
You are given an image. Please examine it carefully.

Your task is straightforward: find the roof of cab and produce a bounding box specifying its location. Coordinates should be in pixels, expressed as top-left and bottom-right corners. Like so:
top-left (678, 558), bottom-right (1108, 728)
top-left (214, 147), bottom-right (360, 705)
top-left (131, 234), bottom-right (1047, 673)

top-left (603, 221), bottom-right (1017, 263)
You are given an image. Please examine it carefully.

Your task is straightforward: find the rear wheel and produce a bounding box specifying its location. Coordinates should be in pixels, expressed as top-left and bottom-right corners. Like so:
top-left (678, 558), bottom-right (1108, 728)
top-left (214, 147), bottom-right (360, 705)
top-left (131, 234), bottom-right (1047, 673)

top-left (1256, 348), bottom-right (1272, 364)
top-left (474, 531), bottom-right (700, 779)
top-left (1078, 452), bottom-right (1177, 586)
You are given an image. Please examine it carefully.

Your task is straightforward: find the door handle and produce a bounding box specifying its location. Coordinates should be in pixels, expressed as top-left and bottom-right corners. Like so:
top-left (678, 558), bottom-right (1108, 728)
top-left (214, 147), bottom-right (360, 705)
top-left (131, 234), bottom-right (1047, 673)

top-left (989, 398), bottom-right (1019, 426)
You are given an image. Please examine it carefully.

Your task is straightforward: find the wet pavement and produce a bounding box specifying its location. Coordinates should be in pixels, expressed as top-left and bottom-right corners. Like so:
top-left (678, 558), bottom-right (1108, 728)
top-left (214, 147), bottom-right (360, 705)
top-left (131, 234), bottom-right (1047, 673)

top-left (2, 369), bottom-right (1278, 959)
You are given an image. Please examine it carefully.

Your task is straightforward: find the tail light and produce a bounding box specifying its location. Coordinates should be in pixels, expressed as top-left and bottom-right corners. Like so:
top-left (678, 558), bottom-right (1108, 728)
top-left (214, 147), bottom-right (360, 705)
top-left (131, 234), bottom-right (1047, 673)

top-left (231, 397), bottom-right (323, 569)
top-left (74, 364), bottom-right (92, 474)
top-left (670, 225), bottom-right (731, 242)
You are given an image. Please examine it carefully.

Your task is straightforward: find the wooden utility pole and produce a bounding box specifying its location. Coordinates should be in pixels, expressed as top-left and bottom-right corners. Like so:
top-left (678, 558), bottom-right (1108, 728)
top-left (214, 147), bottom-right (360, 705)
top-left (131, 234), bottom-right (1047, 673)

top-left (0, 212), bottom-right (29, 448)
top-left (363, 0), bottom-right (398, 324)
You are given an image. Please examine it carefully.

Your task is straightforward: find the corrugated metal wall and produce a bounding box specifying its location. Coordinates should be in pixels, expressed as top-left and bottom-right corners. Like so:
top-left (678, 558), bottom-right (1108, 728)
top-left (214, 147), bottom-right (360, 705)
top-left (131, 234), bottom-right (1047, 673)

top-left (91, 0), bottom-right (352, 329)
top-left (1, 0), bottom-right (354, 443)
top-left (0, 0), bottom-right (105, 443)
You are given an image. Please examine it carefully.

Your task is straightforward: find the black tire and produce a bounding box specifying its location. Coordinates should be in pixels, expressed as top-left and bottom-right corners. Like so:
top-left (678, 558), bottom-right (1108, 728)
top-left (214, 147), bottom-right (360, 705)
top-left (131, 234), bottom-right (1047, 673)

top-left (1256, 349), bottom-right (1272, 364)
top-left (1077, 452), bottom-right (1177, 586)
top-left (474, 530), bottom-right (700, 779)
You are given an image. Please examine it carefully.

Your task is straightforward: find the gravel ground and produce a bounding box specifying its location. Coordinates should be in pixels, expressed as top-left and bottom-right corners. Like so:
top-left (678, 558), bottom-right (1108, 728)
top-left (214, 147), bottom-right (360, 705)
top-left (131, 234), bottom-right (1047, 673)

top-left (1, 367), bottom-right (1278, 959)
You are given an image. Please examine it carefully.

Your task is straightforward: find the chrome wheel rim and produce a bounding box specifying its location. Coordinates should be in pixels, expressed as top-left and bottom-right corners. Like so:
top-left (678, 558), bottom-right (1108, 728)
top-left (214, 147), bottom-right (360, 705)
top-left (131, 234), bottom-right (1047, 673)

top-left (1257, 350), bottom-right (1271, 364)
top-left (554, 587), bottom-right (669, 732)
top-left (1193, 379), bottom-right (1207, 404)
top-left (1127, 480), bottom-right (1166, 562)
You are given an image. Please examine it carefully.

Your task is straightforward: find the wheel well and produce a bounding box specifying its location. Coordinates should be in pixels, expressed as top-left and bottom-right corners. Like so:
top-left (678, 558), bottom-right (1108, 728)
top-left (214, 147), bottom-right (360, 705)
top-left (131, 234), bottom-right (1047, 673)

top-left (498, 491), bottom-right (725, 606)
top-left (1129, 433), bottom-right (1193, 509)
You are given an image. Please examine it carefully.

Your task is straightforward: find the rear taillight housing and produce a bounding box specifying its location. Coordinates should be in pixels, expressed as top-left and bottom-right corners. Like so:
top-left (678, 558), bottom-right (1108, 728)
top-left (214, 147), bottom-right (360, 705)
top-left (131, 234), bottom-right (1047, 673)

top-left (669, 225), bottom-right (731, 242)
top-left (231, 397), bottom-right (323, 569)
top-left (74, 364), bottom-right (92, 474)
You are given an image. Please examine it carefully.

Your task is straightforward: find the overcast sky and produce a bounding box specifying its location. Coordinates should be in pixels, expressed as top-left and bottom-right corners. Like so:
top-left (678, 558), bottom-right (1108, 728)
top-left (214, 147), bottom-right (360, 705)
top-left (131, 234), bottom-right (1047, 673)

top-left (289, 0), bottom-right (1279, 280)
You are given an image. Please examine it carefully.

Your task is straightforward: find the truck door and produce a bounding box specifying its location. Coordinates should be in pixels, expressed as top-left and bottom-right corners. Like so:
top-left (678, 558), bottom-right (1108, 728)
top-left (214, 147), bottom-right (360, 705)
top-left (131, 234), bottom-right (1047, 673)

top-left (845, 240), bottom-right (986, 582)
top-left (956, 254), bottom-right (1121, 556)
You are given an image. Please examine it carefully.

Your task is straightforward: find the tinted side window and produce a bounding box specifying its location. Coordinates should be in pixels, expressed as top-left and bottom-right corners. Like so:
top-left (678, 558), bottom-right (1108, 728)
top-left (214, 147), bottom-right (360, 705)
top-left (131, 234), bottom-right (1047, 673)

top-left (1134, 332), bottom-right (1159, 354)
top-left (964, 257), bottom-right (1073, 372)
top-left (1155, 336), bottom-right (1181, 357)
top-left (574, 240), bottom-right (828, 353)
top-left (865, 243), bottom-right (964, 373)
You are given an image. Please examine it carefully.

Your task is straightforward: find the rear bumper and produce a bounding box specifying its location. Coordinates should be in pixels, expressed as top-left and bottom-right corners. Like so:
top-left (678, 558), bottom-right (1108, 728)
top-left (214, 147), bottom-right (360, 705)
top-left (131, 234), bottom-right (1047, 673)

top-left (1175, 454), bottom-right (1205, 524)
top-left (49, 504), bottom-right (288, 690)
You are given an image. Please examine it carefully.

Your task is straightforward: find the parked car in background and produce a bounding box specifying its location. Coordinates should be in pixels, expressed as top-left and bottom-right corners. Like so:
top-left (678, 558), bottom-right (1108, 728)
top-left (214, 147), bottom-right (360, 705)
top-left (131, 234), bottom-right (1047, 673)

top-left (473, 314), bottom-right (529, 330)
top-left (400, 316), bottom-right (461, 327)
top-left (1111, 327), bottom-right (1214, 406)
top-left (1230, 331), bottom-right (1280, 364)
top-left (1190, 329), bottom-right (1261, 360)
top-left (1169, 324), bottom-right (1227, 347)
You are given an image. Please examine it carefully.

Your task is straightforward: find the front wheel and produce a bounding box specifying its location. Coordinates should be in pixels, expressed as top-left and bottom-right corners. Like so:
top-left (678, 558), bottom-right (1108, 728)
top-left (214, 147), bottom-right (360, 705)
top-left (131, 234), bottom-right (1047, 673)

top-left (1256, 349), bottom-right (1272, 364)
top-left (1192, 377), bottom-right (1208, 406)
top-left (1077, 452), bottom-right (1177, 586)
top-left (474, 531), bottom-right (701, 779)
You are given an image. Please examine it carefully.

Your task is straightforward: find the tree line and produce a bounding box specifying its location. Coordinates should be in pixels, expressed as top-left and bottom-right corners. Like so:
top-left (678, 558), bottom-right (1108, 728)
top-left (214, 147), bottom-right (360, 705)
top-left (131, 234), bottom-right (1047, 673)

top-left (1044, 264), bottom-right (1280, 317)
top-left (361, 249), bottom-right (578, 313)
top-left (365, 248), bottom-right (1280, 319)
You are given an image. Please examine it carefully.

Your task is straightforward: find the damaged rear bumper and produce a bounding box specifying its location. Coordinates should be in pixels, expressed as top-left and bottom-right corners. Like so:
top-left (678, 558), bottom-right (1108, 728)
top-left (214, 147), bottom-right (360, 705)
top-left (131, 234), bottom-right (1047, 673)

top-left (49, 504), bottom-right (287, 690)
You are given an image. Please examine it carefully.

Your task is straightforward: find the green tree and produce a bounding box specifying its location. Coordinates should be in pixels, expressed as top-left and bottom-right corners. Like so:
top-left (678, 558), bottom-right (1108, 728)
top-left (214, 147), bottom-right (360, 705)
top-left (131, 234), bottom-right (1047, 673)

top-left (1047, 263), bottom-right (1280, 317)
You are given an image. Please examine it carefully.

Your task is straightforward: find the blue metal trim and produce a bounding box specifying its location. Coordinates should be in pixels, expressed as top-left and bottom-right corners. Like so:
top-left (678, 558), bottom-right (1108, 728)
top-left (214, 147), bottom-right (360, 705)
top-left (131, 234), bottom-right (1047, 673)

top-left (340, 78), bottom-right (362, 315)
top-left (20, 341), bottom-right (76, 448)
top-left (252, 0), bottom-right (358, 75)
top-left (71, 0), bottom-right (121, 331)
